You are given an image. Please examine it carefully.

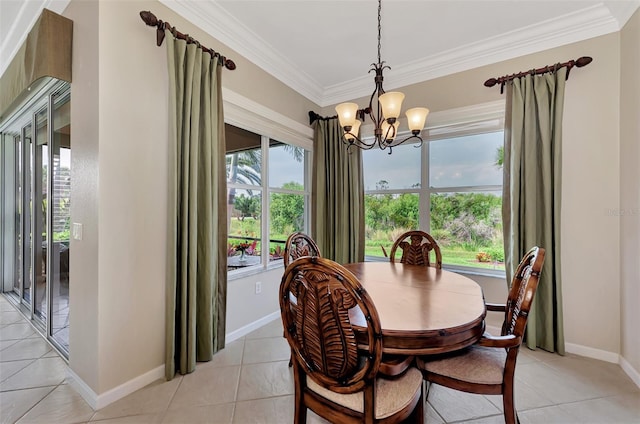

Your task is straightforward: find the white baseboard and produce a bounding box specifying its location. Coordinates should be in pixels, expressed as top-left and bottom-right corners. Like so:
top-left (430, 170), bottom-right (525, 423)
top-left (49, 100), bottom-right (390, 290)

top-left (65, 311), bottom-right (283, 410)
top-left (619, 356), bottom-right (640, 389)
top-left (66, 368), bottom-right (99, 410)
top-left (565, 342), bottom-right (620, 364)
top-left (486, 330), bottom-right (640, 389)
top-left (67, 364), bottom-right (165, 410)
top-left (565, 342), bottom-right (640, 389)
top-left (226, 310), bottom-right (280, 343)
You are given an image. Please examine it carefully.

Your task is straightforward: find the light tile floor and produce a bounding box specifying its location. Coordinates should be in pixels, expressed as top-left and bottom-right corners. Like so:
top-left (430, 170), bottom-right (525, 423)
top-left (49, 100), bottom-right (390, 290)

top-left (1, 294), bottom-right (639, 423)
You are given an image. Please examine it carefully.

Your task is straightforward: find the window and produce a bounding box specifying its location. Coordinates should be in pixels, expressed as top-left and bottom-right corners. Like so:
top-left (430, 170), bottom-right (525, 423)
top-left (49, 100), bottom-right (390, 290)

top-left (226, 124), bottom-right (310, 273)
top-left (363, 103), bottom-right (505, 273)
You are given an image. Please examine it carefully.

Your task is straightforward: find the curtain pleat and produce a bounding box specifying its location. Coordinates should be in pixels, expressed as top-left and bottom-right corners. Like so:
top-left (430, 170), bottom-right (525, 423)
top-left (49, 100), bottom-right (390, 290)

top-left (165, 31), bottom-right (227, 379)
top-left (503, 68), bottom-right (565, 354)
top-left (311, 118), bottom-right (365, 264)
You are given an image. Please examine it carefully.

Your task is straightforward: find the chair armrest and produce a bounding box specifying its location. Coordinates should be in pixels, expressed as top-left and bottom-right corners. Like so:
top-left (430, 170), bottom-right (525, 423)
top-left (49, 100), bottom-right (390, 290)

top-left (485, 303), bottom-right (506, 312)
top-left (477, 333), bottom-right (521, 349)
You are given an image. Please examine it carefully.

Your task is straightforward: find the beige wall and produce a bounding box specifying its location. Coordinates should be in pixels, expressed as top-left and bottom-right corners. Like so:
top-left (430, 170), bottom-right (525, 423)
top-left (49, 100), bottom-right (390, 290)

top-left (59, 0), bottom-right (637, 400)
top-left (620, 9), bottom-right (640, 374)
top-left (64, 0), bottom-right (100, 391)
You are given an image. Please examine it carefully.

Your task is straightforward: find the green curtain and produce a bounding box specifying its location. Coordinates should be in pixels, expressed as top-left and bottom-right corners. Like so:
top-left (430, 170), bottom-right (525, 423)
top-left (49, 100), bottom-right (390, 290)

top-left (503, 67), bottom-right (566, 354)
top-left (165, 31), bottom-right (228, 379)
top-left (311, 118), bottom-right (365, 264)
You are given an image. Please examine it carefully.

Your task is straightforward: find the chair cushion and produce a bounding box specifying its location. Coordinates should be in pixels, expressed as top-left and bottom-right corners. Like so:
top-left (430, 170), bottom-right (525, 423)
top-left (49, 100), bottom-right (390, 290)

top-left (306, 367), bottom-right (422, 419)
top-left (422, 345), bottom-right (507, 385)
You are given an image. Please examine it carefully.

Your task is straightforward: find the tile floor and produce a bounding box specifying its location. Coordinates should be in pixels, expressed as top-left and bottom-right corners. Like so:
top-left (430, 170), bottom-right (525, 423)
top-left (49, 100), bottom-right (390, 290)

top-left (1, 294), bottom-right (639, 423)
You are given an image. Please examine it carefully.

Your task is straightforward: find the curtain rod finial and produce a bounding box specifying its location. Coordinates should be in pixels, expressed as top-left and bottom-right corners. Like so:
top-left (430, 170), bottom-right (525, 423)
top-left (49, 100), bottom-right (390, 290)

top-left (575, 56), bottom-right (592, 67)
top-left (484, 78), bottom-right (498, 88)
top-left (140, 11), bottom-right (158, 27)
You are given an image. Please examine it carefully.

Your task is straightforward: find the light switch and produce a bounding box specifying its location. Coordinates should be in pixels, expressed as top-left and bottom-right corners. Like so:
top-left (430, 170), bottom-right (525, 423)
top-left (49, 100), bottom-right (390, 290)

top-left (72, 223), bottom-right (83, 240)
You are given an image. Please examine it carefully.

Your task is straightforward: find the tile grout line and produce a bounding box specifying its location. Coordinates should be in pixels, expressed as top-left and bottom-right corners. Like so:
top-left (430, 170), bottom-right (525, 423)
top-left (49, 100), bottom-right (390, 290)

top-left (230, 337), bottom-right (247, 423)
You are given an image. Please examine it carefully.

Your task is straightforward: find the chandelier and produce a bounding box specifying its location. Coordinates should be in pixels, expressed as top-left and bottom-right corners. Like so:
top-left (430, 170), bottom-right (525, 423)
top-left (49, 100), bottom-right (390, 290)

top-left (335, 0), bottom-right (429, 154)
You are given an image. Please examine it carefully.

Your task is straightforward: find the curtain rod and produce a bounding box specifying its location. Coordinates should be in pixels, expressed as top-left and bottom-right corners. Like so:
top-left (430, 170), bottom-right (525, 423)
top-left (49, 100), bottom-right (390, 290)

top-left (484, 56), bottom-right (592, 93)
top-left (308, 111), bottom-right (338, 125)
top-left (139, 11), bottom-right (236, 71)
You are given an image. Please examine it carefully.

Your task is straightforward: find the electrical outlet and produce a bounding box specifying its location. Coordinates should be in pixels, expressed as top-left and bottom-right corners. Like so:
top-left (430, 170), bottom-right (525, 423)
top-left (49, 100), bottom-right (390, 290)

top-left (255, 281), bottom-right (262, 294)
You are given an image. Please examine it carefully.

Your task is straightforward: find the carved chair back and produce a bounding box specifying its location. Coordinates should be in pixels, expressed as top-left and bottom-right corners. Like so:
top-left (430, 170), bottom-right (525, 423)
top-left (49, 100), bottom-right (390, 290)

top-left (389, 230), bottom-right (443, 269)
top-left (501, 246), bottom-right (546, 339)
top-left (280, 256), bottom-right (382, 394)
top-left (283, 232), bottom-right (321, 268)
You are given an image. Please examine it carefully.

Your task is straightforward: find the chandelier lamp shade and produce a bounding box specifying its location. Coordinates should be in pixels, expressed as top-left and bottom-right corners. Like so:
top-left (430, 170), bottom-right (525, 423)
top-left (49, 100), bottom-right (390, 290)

top-left (335, 0), bottom-right (429, 154)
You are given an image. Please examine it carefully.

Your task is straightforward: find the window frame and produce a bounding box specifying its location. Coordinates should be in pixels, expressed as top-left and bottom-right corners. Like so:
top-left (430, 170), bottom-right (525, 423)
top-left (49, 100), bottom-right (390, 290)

top-left (362, 101), bottom-right (506, 277)
top-left (222, 89), bottom-right (313, 278)
top-left (226, 132), bottom-right (311, 278)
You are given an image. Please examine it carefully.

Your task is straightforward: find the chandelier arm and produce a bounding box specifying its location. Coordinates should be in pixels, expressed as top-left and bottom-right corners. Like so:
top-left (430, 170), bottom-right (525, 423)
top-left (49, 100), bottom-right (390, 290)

top-left (343, 133), bottom-right (378, 151)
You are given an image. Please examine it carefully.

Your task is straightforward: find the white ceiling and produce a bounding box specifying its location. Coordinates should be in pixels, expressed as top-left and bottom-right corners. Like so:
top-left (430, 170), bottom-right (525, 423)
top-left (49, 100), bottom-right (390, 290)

top-left (2, 0), bottom-right (639, 107)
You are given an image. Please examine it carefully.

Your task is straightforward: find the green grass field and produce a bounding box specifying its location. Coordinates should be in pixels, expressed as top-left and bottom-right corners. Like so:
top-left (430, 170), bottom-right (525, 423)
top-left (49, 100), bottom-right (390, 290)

top-left (365, 243), bottom-right (505, 271)
top-left (230, 217), bottom-right (504, 271)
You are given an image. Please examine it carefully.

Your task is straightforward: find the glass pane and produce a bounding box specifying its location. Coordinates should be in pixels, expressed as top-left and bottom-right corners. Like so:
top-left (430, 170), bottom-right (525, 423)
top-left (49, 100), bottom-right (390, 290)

top-left (14, 134), bottom-right (22, 294)
top-left (226, 148), bottom-right (262, 186)
top-left (22, 123), bottom-right (32, 305)
top-left (430, 191), bottom-right (504, 270)
top-left (364, 192), bottom-right (420, 258)
top-left (51, 91), bottom-right (71, 352)
top-left (227, 188), bottom-right (262, 269)
top-left (430, 132), bottom-right (503, 188)
top-left (363, 142), bottom-right (421, 190)
top-left (33, 106), bottom-right (48, 321)
top-left (269, 192), bottom-right (304, 263)
top-left (268, 141), bottom-right (304, 189)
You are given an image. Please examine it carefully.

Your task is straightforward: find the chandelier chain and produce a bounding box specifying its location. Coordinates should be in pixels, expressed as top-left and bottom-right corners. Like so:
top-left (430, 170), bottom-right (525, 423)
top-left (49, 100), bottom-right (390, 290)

top-left (377, 0), bottom-right (382, 64)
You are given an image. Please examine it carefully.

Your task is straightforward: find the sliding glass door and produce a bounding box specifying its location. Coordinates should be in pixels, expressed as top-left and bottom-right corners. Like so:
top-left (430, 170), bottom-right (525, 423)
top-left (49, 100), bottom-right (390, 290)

top-left (0, 80), bottom-right (71, 355)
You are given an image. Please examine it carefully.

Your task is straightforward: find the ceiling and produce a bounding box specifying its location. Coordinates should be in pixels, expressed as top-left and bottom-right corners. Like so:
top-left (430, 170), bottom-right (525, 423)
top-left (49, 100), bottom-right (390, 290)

top-left (2, 1), bottom-right (639, 107)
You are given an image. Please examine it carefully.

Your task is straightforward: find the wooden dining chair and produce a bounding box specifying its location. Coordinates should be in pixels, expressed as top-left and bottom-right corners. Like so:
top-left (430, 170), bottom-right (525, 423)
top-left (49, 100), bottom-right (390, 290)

top-left (389, 230), bottom-right (442, 269)
top-left (280, 256), bottom-right (424, 424)
top-left (416, 246), bottom-right (545, 424)
top-left (283, 232), bottom-right (321, 268)
top-left (283, 232), bottom-right (322, 367)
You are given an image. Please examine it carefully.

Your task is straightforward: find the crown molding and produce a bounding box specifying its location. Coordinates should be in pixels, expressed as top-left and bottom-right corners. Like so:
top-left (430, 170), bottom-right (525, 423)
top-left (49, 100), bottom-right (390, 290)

top-left (159, 0), bottom-right (325, 105)
top-left (322, 3), bottom-right (621, 106)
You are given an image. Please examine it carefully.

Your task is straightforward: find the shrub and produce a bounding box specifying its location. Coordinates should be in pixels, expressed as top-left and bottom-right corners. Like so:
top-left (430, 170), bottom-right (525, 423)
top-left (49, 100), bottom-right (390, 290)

top-left (486, 246), bottom-right (505, 263)
top-left (476, 251), bottom-right (491, 262)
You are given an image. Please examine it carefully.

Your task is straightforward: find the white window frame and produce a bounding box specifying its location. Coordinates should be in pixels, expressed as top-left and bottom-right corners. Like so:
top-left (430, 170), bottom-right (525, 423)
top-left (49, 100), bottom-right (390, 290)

top-left (223, 89), bottom-right (313, 278)
top-left (363, 100), bottom-right (506, 277)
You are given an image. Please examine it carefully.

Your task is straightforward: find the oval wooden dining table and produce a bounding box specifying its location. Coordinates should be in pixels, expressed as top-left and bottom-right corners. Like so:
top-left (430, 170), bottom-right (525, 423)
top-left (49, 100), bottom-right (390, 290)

top-left (343, 262), bottom-right (487, 355)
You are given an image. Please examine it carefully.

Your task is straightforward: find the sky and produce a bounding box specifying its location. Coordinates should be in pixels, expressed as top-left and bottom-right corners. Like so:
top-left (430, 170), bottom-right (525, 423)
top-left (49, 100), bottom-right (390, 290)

top-left (363, 131), bottom-right (503, 190)
top-left (236, 131), bottom-right (503, 191)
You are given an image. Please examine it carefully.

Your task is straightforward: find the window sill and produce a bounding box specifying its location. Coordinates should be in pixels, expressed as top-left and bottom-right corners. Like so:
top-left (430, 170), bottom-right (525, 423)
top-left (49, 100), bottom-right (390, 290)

top-left (443, 265), bottom-right (505, 280)
top-left (227, 261), bottom-right (285, 281)
top-left (363, 256), bottom-right (506, 280)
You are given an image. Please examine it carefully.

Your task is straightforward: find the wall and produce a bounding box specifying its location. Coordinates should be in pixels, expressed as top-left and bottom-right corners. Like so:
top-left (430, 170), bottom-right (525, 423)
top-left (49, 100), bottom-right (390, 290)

top-left (63, 0), bottom-right (100, 392)
top-left (226, 268), bottom-right (283, 338)
top-left (61, 0), bottom-right (319, 403)
top-left (620, 8), bottom-right (640, 379)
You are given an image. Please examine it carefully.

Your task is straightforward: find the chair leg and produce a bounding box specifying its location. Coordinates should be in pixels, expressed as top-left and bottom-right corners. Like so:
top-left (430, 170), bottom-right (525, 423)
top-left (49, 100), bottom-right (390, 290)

top-left (502, 386), bottom-right (518, 424)
top-left (414, 384), bottom-right (425, 424)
